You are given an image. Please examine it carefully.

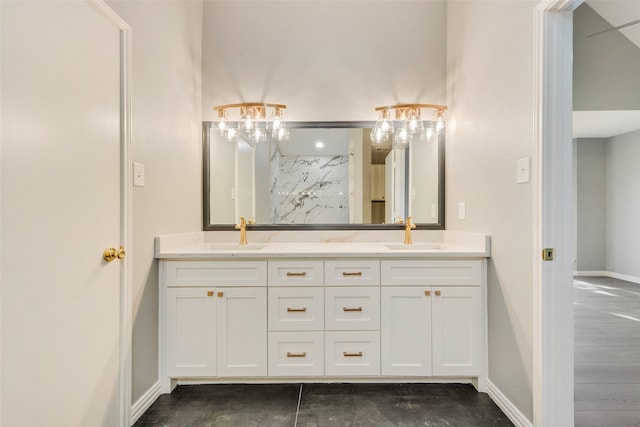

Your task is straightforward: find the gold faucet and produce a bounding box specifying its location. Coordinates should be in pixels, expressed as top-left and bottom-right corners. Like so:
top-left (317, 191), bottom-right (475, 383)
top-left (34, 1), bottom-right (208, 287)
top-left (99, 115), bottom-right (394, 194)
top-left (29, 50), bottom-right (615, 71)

top-left (404, 216), bottom-right (416, 245)
top-left (235, 216), bottom-right (248, 245)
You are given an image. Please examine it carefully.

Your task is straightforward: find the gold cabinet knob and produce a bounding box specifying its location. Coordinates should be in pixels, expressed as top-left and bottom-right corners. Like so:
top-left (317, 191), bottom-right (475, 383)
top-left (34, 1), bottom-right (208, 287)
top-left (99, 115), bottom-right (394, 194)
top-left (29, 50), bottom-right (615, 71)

top-left (117, 246), bottom-right (125, 260)
top-left (103, 247), bottom-right (117, 262)
top-left (425, 290), bottom-right (431, 297)
top-left (435, 290), bottom-right (441, 297)
top-left (217, 291), bottom-right (224, 298)
top-left (207, 291), bottom-right (214, 297)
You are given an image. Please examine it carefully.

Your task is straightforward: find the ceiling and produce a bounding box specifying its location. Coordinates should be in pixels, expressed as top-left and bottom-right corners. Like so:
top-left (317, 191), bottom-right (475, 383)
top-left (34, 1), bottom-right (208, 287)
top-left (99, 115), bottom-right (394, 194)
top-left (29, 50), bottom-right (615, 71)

top-left (587, 0), bottom-right (640, 49)
top-left (574, 2), bottom-right (640, 139)
top-left (573, 110), bottom-right (640, 138)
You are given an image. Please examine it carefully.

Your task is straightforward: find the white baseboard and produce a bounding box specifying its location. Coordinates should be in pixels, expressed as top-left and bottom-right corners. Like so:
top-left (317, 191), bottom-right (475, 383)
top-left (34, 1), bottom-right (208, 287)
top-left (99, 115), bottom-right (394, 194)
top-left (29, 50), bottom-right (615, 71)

top-left (574, 270), bottom-right (640, 285)
top-left (607, 271), bottom-right (640, 285)
top-left (485, 379), bottom-right (532, 427)
top-left (573, 270), bottom-right (607, 277)
top-left (131, 380), bottom-right (161, 426)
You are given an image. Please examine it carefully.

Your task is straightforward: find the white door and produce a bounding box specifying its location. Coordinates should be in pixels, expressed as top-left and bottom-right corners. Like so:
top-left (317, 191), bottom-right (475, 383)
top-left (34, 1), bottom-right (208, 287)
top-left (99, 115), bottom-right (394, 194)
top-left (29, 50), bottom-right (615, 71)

top-left (166, 288), bottom-right (217, 377)
top-left (381, 287), bottom-right (432, 376)
top-left (216, 287), bottom-right (267, 376)
top-left (432, 287), bottom-right (483, 376)
top-left (1, 1), bottom-right (127, 426)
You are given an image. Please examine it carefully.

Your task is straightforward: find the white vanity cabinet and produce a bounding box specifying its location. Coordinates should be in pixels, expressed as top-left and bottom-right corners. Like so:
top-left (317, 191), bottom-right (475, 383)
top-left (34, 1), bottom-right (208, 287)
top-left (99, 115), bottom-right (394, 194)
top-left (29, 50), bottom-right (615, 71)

top-left (163, 261), bottom-right (268, 379)
top-left (160, 254), bottom-right (486, 390)
top-left (380, 260), bottom-right (484, 377)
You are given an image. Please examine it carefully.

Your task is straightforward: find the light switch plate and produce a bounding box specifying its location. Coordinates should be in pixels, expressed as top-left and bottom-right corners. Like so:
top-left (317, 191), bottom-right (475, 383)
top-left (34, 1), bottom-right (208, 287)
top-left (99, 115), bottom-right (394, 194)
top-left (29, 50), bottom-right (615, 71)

top-left (517, 157), bottom-right (530, 183)
top-left (133, 162), bottom-right (145, 187)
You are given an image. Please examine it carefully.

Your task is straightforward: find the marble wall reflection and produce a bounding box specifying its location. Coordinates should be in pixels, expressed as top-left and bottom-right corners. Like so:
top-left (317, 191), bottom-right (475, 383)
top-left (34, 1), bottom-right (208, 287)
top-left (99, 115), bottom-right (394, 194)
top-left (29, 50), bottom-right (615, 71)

top-left (271, 152), bottom-right (349, 224)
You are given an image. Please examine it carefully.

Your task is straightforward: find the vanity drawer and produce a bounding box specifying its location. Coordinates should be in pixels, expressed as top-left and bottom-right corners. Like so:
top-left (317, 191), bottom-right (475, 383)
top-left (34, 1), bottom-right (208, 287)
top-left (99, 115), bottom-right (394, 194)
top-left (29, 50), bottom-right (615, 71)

top-left (268, 287), bottom-right (324, 331)
top-left (325, 260), bottom-right (380, 286)
top-left (268, 332), bottom-right (324, 376)
top-left (381, 260), bottom-right (482, 286)
top-left (325, 331), bottom-right (380, 376)
top-left (268, 260), bottom-right (324, 286)
top-left (165, 261), bottom-right (267, 287)
top-left (325, 287), bottom-right (380, 331)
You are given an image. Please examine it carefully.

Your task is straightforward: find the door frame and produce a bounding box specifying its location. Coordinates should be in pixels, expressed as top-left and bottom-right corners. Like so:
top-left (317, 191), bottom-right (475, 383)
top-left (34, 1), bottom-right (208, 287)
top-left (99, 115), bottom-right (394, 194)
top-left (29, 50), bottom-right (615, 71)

top-left (86, 1), bottom-right (132, 426)
top-left (533, 0), bottom-right (583, 426)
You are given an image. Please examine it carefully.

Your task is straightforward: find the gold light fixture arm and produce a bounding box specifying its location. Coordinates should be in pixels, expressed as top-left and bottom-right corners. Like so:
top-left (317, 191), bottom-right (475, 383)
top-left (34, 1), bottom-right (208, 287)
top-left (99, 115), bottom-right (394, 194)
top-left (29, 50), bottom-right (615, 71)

top-left (375, 103), bottom-right (447, 120)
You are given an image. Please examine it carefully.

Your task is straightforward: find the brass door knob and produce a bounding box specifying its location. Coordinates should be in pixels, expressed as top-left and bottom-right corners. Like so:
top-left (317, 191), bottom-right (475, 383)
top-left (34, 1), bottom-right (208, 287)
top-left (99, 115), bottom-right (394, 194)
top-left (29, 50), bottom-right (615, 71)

top-left (103, 247), bottom-right (117, 262)
top-left (117, 246), bottom-right (125, 260)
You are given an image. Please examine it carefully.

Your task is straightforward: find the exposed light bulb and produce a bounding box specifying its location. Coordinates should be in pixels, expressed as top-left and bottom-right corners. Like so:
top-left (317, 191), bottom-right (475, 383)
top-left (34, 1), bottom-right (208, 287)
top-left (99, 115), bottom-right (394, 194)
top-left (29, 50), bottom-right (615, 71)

top-left (426, 128), bottom-right (434, 140)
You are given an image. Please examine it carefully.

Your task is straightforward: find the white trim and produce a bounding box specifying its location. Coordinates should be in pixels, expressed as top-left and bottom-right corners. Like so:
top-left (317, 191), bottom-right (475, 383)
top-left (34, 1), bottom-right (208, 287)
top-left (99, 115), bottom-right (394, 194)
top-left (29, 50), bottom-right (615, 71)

top-left (486, 380), bottom-right (533, 427)
top-left (606, 271), bottom-right (640, 285)
top-left (131, 380), bottom-right (162, 425)
top-left (533, 0), bottom-right (583, 426)
top-left (85, 2), bottom-right (132, 427)
top-left (574, 271), bottom-right (640, 285)
top-left (573, 270), bottom-right (608, 277)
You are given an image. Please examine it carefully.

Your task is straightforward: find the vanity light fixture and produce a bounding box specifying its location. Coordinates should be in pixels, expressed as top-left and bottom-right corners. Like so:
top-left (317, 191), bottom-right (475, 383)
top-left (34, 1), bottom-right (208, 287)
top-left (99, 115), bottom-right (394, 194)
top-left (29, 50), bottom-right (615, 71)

top-left (213, 102), bottom-right (290, 142)
top-left (372, 103), bottom-right (447, 147)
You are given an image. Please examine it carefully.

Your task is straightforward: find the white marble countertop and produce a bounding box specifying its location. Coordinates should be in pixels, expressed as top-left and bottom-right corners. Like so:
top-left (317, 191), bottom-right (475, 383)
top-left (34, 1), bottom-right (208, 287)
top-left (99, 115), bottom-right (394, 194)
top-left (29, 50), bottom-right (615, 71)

top-left (155, 230), bottom-right (490, 259)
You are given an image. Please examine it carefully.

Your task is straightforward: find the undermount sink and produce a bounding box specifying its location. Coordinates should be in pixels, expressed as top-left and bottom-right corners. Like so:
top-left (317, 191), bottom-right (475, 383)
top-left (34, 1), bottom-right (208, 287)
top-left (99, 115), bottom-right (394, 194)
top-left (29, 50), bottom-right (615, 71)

top-left (384, 243), bottom-right (444, 250)
top-left (208, 244), bottom-right (267, 251)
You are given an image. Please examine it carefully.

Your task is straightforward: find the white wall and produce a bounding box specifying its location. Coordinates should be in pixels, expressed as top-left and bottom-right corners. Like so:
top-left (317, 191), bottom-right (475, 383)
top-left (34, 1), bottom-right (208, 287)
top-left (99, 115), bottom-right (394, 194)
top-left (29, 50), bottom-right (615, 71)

top-left (447, 1), bottom-right (535, 421)
top-left (106, 0), bottom-right (203, 404)
top-left (201, 1), bottom-right (446, 122)
top-left (606, 129), bottom-right (640, 279)
top-left (575, 139), bottom-right (606, 271)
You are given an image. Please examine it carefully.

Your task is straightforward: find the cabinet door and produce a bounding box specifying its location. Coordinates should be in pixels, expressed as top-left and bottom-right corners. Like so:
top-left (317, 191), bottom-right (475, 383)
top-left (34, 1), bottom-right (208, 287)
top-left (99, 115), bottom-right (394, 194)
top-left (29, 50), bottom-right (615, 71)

top-left (166, 288), bottom-right (217, 377)
top-left (381, 287), bottom-right (432, 376)
top-left (432, 287), bottom-right (482, 376)
top-left (216, 287), bottom-right (267, 376)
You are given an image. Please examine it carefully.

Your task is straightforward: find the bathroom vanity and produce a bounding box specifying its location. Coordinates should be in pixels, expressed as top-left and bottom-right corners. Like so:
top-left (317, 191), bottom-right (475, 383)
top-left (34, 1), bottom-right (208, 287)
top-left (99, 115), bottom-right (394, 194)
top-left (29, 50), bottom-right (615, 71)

top-left (156, 230), bottom-right (490, 394)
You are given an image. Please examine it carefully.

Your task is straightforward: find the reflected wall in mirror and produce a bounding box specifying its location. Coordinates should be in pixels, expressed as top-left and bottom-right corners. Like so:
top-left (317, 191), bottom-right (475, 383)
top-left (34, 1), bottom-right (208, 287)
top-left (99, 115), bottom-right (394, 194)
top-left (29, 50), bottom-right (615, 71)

top-left (203, 122), bottom-right (444, 230)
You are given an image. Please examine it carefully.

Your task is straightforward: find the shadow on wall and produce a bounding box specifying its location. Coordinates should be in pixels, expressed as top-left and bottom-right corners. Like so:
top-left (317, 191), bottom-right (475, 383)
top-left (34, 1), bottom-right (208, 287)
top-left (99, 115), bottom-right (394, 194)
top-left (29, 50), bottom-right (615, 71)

top-left (486, 260), bottom-right (533, 418)
top-left (132, 259), bottom-right (161, 400)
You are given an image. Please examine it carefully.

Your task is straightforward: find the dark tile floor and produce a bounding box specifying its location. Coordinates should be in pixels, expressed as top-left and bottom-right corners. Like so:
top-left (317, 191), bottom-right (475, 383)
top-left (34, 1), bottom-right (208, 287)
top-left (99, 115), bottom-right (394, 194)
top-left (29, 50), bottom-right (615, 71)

top-left (134, 383), bottom-right (514, 427)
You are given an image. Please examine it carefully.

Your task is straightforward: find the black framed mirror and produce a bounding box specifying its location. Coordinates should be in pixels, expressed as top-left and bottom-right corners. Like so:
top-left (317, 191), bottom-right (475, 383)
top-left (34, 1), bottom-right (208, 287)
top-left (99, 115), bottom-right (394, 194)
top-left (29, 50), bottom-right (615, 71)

top-left (203, 121), bottom-right (445, 230)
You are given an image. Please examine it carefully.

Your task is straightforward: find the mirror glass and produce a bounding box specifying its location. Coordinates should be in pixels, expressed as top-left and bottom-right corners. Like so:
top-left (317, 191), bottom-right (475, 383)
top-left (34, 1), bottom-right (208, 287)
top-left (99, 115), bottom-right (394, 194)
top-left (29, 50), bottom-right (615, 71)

top-left (203, 122), bottom-right (444, 230)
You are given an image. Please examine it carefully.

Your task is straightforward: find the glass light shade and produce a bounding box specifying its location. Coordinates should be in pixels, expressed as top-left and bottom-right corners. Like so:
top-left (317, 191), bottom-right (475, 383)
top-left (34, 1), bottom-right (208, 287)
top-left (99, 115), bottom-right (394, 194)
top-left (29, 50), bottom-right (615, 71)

top-left (215, 110), bottom-right (228, 135)
top-left (394, 127), bottom-right (411, 146)
top-left (405, 110), bottom-right (423, 134)
top-left (375, 111), bottom-right (394, 134)
top-left (240, 109), bottom-right (255, 130)
top-left (426, 127), bottom-right (434, 140)
top-left (224, 128), bottom-right (237, 142)
top-left (253, 127), bottom-right (267, 143)
top-left (370, 127), bottom-right (389, 144)
top-left (267, 109), bottom-right (284, 132)
top-left (273, 126), bottom-right (290, 142)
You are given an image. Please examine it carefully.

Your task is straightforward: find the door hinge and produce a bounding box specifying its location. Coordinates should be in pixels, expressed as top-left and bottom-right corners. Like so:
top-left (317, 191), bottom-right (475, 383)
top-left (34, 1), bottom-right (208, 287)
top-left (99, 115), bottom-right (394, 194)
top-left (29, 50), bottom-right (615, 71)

top-left (542, 248), bottom-right (554, 261)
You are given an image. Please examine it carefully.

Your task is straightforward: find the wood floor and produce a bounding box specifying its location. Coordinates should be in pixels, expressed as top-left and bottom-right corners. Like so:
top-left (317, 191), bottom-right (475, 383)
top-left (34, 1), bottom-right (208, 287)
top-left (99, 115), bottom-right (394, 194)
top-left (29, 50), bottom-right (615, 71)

top-left (574, 276), bottom-right (640, 427)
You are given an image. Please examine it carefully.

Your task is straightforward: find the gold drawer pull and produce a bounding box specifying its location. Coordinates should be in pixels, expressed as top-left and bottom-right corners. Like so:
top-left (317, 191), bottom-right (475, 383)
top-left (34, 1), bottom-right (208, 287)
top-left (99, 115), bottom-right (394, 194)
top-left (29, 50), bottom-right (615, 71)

top-left (286, 272), bottom-right (307, 277)
top-left (343, 351), bottom-right (363, 357)
top-left (425, 290), bottom-right (431, 297)
top-left (217, 291), bottom-right (224, 298)
top-left (343, 306), bottom-right (363, 312)
top-left (342, 272), bottom-right (363, 277)
top-left (207, 291), bottom-right (214, 297)
top-left (287, 352), bottom-right (307, 358)
top-left (435, 290), bottom-right (441, 296)
top-left (287, 307), bottom-right (307, 313)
